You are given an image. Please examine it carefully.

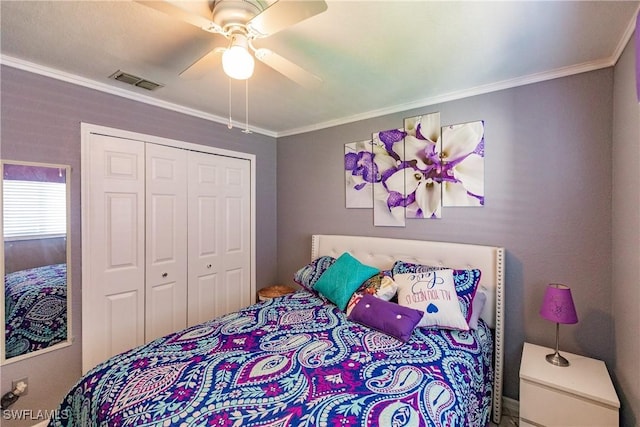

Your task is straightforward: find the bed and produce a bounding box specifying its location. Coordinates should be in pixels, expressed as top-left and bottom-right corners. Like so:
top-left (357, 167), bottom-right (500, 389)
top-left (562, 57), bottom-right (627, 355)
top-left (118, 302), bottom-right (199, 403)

top-left (4, 263), bottom-right (68, 359)
top-left (50, 235), bottom-right (504, 426)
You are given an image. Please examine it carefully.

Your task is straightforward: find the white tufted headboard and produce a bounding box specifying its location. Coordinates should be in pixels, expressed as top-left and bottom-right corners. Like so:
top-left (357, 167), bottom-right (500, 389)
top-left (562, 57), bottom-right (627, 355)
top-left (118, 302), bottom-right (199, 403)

top-left (311, 234), bottom-right (505, 424)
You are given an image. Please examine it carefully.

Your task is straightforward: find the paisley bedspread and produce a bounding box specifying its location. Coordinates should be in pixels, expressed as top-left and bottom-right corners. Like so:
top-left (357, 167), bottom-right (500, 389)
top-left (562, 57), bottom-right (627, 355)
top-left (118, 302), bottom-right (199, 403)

top-left (4, 263), bottom-right (67, 358)
top-left (50, 291), bottom-right (493, 427)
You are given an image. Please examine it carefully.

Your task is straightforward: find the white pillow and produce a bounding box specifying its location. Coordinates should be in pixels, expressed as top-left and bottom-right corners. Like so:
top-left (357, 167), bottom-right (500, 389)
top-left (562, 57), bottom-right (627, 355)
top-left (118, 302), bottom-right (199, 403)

top-left (395, 270), bottom-right (469, 330)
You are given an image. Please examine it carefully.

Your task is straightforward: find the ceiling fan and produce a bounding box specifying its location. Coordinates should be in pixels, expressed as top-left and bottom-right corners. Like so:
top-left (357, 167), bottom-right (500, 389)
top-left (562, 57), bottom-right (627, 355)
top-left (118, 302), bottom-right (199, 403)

top-left (137, 0), bottom-right (327, 87)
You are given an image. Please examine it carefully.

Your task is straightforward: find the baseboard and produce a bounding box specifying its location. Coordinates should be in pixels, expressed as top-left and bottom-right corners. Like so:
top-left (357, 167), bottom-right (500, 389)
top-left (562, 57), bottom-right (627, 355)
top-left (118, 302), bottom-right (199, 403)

top-left (502, 396), bottom-right (520, 420)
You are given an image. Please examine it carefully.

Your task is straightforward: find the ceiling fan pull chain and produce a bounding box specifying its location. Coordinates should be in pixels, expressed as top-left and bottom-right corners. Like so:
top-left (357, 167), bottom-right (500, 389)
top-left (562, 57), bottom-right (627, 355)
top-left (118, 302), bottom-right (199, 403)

top-left (227, 77), bottom-right (233, 129)
top-left (243, 78), bottom-right (252, 134)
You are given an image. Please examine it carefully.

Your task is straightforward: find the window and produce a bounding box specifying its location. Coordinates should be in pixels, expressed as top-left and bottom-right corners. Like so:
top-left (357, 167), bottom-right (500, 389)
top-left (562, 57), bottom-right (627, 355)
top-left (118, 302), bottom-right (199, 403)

top-left (3, 180), bottom-right (67, 240)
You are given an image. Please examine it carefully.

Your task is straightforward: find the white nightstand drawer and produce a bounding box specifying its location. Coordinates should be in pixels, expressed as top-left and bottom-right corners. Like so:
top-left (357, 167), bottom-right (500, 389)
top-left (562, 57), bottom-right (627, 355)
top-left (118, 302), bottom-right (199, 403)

top-left (520, 379), bottom-right (618, 426)
top-left (519, 343), bottom-right (619, 427)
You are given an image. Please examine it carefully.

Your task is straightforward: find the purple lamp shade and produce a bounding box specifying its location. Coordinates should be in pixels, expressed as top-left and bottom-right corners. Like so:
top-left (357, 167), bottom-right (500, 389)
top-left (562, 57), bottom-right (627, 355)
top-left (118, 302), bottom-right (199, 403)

top-left (539, 284), bottom-right (578, 324)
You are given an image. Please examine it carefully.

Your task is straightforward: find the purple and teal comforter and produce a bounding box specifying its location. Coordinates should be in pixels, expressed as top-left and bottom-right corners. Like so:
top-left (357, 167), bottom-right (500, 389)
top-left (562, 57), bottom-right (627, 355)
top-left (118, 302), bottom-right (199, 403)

top-left (50, 291), bottom-right (493, 427)
top-left (5, 263), bottom-right (67, 358)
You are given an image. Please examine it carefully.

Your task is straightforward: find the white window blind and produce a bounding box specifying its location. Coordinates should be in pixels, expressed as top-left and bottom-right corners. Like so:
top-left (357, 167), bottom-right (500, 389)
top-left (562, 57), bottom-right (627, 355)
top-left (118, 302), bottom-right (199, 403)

top-left (3, 180), bottom-right (66, 239)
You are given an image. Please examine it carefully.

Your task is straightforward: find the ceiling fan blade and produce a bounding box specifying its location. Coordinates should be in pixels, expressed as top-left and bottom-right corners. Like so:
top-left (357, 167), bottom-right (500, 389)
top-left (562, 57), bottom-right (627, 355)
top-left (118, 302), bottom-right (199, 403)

top-left (255, 48), bottom-right (322, 88)
top-left (248, 1), bottom-right (327, 37)
top-left (180, 47), bottom-right (225, 79)
top-left (135, 0), bottom-right (221, 33)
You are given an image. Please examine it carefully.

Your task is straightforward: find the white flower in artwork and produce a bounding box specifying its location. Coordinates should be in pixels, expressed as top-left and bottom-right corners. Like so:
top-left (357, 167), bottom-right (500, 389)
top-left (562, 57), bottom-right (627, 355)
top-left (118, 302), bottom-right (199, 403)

top-left (440, 121), bottom-right (485, 206)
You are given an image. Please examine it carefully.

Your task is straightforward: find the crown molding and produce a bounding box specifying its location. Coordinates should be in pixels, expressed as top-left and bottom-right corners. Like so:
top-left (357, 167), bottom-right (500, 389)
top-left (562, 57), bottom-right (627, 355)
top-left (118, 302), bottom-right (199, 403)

top-left (0, 55), bottom-right (276, 138)
top-left (280, 8), bottom-right (640, 138)
top-left (1, 39), bottom-right (629, 139)
top-left (278, 56), bottom-right (616, 137)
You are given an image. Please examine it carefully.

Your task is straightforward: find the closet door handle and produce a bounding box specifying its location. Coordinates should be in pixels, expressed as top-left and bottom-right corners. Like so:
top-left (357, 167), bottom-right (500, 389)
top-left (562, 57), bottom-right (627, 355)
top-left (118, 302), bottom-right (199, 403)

top-left (206, 264), bottom-right (212, 269)
top-left (162, 272), bottom-right (168, 278)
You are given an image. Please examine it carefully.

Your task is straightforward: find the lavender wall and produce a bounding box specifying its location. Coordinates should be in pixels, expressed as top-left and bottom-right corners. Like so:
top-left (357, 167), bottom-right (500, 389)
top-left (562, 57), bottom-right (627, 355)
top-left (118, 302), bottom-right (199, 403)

top-left (4, 238), bottom-right (66, 273)
top-left (277, 69), bottom-right (615, 403)
top-left (612, 30), bottom-right (640, 427)
top-left (0, 65), bottom-right (278, 427)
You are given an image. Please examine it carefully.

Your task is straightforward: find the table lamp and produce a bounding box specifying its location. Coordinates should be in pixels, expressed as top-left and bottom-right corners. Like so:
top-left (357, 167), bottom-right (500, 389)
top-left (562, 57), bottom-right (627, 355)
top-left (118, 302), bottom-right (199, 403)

top-left (539, 283), bottom-right (578, 367)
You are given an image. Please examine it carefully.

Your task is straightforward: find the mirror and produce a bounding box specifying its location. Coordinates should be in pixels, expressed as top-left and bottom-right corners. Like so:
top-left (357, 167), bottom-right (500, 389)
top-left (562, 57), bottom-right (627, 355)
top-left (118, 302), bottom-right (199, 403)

top-left (1, 160), bottom-right (72, 363)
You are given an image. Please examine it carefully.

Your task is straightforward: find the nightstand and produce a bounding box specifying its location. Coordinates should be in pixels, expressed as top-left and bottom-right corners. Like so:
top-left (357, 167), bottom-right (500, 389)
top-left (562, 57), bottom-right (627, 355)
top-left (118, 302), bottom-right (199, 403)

top-left (257, 285), bottom-right (296, 302)
top-left (519, 342), bottom-right (619, 426)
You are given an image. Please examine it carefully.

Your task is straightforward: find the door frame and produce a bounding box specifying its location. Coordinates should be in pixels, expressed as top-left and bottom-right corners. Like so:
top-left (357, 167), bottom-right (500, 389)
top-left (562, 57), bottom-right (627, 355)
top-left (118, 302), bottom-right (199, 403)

top-left (80, 122), bottom-right (257, 318)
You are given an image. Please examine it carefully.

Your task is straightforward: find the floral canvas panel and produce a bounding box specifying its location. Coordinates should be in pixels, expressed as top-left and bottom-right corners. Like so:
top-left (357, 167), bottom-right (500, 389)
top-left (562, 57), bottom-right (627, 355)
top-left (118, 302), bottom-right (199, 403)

top-left (371, 128), bottom-right (406, 226)
top-left (399, 113), bottom-right (442, 219)
top-left (441, 121), bottom-right (485, 207)
top-left (344, 140), bottom-right (374, 208)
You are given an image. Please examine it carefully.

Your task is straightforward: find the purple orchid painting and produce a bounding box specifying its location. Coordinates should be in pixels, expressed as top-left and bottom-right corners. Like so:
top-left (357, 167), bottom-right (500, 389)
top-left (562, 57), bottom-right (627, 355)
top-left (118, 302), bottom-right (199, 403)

top-left (345, 113), bottom-right (485, 226)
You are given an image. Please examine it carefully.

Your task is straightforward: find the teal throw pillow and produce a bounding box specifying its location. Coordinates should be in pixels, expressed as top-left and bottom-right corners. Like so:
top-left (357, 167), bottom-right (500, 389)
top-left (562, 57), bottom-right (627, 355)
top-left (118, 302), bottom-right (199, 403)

top-left (313, 252), bottom-right (379, 311)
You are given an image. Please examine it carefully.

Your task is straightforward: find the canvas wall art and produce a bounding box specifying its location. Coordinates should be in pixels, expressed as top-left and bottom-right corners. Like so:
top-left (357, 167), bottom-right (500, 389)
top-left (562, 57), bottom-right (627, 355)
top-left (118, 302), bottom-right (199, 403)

top-left (344, 112), bottom-right (485, 226)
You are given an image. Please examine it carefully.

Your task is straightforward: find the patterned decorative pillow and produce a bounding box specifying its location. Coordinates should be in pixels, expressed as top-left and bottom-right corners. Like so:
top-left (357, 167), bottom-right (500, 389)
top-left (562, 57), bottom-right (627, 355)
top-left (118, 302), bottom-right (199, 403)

top-left (392, 260), bottom-right (481, 323)
top-left (348, 294), bottom-right (423, 342)
top-left (345, 271), bottom-right (397, 316)
top-left (313, 252), bottom-right (379, 311)
top-left (293, 256), bottom-right (336, 291)
top-left (395, 270), bottom-right (469, 330)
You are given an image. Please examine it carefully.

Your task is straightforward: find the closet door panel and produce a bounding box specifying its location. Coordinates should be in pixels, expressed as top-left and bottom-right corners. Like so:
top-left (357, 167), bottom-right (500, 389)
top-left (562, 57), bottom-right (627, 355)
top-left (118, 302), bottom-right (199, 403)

top-left (145, 144), bottom-right (188, 342)
top-left (225, 267), bottom-right (245, 314)
top-left (107, 194), bottom-right (139, 270)
top-left (83, 134), bottom-right (145, 373)
top-left (106, 292), bottom-right (141, 355)
top-left (188, 152), bottom-right (251, 326)
top-left (221, 165), bottom-right (251, 312)
top-left (147, 282), bottom-right (184, 339)
top-left (191, 273), bottom-right (218, 323)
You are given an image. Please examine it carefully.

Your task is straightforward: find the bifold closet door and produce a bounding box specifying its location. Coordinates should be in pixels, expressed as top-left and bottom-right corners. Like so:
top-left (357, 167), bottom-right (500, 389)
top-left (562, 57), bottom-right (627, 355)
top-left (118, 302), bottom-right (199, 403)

top-left (187, 151), bottom-right (251, 326)
top-left (83, 134), bottom-right (145, 373)
top-left (145, 143), bottom-right (188, 341)
top-left (83, 131), bottom-right (252, 373)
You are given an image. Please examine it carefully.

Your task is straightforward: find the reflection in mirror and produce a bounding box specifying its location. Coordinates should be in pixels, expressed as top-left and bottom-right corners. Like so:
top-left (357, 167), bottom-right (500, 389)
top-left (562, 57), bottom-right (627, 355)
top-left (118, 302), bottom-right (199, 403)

top-left (2, 160), bottom-right (71, 363)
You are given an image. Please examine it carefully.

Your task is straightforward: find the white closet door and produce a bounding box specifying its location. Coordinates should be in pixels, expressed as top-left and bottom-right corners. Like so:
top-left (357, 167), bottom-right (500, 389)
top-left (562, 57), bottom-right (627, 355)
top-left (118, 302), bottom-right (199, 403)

top-left (83, 134), bottom-right (145, 373)
top-left (145, 144), bottom-right (188, 341)
top-left (187, 151), bottom-right (251, 326)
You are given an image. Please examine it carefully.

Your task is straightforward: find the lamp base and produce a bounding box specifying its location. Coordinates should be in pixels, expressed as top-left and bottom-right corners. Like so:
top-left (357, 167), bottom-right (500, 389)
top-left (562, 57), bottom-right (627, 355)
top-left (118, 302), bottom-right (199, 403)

top-left (546, 352), bottom-right (570, 367)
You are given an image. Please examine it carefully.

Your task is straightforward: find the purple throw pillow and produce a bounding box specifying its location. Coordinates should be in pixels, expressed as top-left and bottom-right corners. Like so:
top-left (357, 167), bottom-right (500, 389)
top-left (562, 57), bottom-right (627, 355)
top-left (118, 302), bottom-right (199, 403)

top-left (348, 294), bottom-right (423, 342)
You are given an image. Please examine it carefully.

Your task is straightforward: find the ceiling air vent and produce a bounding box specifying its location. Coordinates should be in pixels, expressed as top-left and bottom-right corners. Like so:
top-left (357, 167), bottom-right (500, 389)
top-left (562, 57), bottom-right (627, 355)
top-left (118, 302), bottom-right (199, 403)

top-left (109, 70), bottom-right (164, 91)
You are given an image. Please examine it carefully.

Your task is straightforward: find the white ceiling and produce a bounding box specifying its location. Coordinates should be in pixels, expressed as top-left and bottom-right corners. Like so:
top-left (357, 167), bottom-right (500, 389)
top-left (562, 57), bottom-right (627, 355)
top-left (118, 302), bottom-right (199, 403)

top-left (1, 1), bottom-right (639, 137)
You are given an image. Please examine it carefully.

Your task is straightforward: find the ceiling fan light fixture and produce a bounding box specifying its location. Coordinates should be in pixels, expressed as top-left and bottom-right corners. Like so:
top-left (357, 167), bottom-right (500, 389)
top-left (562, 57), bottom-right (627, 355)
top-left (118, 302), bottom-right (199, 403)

top-left (222, 33), bottom-right (255, 80)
